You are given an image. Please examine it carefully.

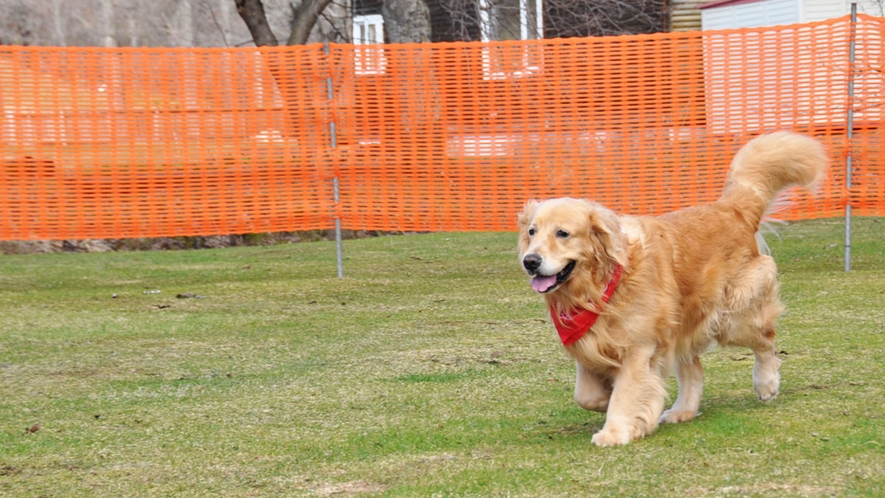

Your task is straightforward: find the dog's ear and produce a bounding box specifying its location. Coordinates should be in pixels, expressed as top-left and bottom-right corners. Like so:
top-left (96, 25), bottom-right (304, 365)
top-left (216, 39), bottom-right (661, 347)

top-left (517, 200), bottom-right (538, 230)
top-left (588, 207), bottom-right (627, 266)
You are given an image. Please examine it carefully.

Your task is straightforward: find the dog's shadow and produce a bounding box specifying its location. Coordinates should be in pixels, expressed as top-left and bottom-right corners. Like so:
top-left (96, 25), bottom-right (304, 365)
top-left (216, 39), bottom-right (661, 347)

top-left (537, 418), bottom-right (604, 441)
top-left (538, 386), bottom-right (813, 442)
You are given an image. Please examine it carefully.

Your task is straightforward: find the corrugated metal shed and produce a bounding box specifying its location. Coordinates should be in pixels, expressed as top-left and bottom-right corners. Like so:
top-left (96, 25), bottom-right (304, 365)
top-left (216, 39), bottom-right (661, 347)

top-left (670, 0), bottom-right (707, 31)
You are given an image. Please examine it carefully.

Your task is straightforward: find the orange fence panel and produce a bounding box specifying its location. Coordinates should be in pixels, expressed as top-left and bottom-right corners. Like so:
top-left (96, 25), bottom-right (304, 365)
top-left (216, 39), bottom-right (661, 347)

top-left (1, 46), bottom-right (335, 240)
top-left (1, 15), bottom-right (884, 241)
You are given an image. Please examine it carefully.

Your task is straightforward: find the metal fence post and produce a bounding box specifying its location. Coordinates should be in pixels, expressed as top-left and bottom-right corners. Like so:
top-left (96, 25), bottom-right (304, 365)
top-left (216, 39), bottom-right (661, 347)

top-left (325, 42), bottom-right (344, 278)
top-left (845, 4), bottom-right (857, 272)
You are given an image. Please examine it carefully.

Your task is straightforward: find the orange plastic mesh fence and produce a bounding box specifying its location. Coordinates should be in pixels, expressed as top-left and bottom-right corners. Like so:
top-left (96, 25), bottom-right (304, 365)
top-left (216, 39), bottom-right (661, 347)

top-left (2, 15), bottom-right (883, 241)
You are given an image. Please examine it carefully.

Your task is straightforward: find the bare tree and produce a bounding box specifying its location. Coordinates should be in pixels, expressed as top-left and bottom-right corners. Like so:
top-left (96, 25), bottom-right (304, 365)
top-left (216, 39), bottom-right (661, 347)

top-left (436, 0), bottom-right (665, 41)
top-left (0, 0), bottom-right (237, 47)
top-left (288, 0), bottom-right (337, 44)
top-left (234, 0), bottom-right (283, 45)
top-left (544, 0), bottom-right (665, 38)
top-left (0, 1), bottom-right (39, 45)
top-left (234, 0), bottom-right (433, 46)
top-left (0, 0), bottom-right (664, 48)
top-left (382, 0), bottom-right (431, 43)
top-left (234, 0), bottom-right (348, 46)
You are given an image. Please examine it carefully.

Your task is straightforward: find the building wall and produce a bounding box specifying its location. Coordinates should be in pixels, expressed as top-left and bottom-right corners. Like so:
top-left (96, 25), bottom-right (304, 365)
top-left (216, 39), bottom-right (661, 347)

top-left (702, 0), bottom-right (885, 31)
top-left (670, 0), bottom-right (707, 31)
top-left (805, 0), bottom-right (885, 21)
top-left (701, 0), bottom-right (800, 30)
top-left (804, 0), bottom-right (848, 21)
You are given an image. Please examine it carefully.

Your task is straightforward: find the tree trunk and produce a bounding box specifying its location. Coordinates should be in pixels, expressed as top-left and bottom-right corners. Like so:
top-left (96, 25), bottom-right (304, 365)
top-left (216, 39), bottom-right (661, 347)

top-left (234, 0), bottom-right (336, 140)
top-left (101, 0), bottom-right (116, 46)
top-left (234, 0), bottom-right (279, 46)
top-left (381, 0), bottom-right (438, 166)
top-left (381, 0), bottom-right (431, 43)
top-left (287, 0), bottom-right (335, 45)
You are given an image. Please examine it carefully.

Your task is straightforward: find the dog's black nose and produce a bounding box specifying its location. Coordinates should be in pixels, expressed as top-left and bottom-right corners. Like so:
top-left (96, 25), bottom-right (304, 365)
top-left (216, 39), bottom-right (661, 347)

top-left (523, 254), bottom-right (542, 273)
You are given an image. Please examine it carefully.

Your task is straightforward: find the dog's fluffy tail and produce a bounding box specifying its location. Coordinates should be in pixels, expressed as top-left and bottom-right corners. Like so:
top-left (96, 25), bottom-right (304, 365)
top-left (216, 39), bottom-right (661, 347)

top-left (720, 131), bottom-right (827, 226)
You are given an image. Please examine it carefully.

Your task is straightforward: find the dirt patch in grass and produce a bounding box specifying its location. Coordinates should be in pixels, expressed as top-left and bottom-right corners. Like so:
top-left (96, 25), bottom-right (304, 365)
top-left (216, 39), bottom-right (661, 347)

top-left (312, 480), bottom-right (387, 497)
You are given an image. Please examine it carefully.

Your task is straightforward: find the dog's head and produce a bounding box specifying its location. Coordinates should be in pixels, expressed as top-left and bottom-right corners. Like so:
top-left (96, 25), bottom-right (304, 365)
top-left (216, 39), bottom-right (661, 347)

top-left (518, 198), bottom-right (626, 302)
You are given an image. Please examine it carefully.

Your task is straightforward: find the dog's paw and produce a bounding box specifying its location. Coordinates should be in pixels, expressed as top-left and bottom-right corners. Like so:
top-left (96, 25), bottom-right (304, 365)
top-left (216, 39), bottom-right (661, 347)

top-left (753, 356), bottom-right (781, 401)
top-left (591, 427), bottom-right (636, 447)
top-left (659, 409), bottom-right (700, 424)
top-left (756, 385), bottom-right (779, 401)
top-left (754, 373), bottom-right (780, 401)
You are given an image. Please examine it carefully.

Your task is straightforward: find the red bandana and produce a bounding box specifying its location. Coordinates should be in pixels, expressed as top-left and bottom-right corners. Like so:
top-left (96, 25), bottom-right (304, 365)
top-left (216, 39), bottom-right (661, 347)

top-left (550, 264), bottom-right (623, 346)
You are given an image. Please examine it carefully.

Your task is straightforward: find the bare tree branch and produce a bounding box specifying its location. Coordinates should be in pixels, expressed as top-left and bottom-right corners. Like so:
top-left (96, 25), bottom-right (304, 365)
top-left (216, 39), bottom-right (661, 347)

top-left (287, 0), bottom-right (335, 45)
top-left (317, 8), bottom-right (350, 42)
top-left (545, 0), bottom-right (665, 37)
top-left (436, 0), bottom-right (665, 41)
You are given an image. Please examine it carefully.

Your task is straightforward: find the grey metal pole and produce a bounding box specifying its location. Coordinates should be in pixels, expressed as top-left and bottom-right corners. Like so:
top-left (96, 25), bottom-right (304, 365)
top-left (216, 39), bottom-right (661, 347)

top-left (333, 175), bottom-right (344, 279)
top-left (845, 4), bottom-right (857, 272)
top-left (325, 43), bottom-right (344, 278)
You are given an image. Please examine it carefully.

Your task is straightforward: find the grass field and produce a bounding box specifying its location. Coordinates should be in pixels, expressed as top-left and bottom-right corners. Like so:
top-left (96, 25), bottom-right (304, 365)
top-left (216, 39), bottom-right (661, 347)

top-left (1, 218), bottom-right (883, 497)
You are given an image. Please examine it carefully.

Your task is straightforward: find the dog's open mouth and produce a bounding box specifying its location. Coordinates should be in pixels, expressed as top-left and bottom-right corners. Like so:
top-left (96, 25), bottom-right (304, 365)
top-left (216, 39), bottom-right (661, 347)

top-left (530, 260), bottom-right (576, 293)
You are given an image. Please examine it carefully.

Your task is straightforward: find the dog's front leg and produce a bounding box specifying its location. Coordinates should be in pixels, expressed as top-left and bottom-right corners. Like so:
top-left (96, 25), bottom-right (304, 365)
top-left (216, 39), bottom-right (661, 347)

top-left (574, 361), bottom-right (612, 412)
top-left (591, 346), bottom-right (666, 447)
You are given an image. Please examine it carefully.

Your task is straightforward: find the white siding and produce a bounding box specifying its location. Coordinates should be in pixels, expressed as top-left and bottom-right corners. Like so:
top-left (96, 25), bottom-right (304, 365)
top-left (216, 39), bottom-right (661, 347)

top-left (803, 0), bottom-right (846, 21)
top-left (702, 0), bottom-right (883, 29)
top-left (805, 0), bottom-right (884, 22)
top-left (702, 1), bottom-right (885, 134)
top-left (702, 14), bottom-right (885, 134)
top-left (767, 0), bottom-right (801, 25)
top-left (702, 0), bottom-right (800, 30)
top-left (854, 0), bottom-right (885, 17)
top-left (799, 0), bottom-right (885, 22)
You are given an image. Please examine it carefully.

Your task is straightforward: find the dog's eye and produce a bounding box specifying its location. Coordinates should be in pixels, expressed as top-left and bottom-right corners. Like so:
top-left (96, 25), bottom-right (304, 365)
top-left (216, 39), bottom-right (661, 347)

top-left (528, 227), bottom-right (536, 237)
top-left (556, 229), bottom-right (570, 239)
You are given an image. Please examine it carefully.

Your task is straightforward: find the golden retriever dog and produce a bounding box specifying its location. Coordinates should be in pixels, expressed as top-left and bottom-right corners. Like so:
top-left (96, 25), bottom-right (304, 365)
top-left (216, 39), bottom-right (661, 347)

top-left (517, 132), bottom-right (827, 446)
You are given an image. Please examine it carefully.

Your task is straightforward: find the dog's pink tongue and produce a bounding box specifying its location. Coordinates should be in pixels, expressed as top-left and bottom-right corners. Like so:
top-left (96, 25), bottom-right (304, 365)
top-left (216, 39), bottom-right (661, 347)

top-left (531, 275), bottom-right (557, 293)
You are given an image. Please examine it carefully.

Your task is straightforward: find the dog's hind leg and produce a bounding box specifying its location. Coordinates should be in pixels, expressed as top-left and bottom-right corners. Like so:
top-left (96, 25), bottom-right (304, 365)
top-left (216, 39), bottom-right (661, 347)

top-left (659, 355), bottom-right (703, 424)
top-left (724, 257), bottom-right (784, 401)
top-left (751, 331), bottom-right (781, 401)
top-left (730, 315), bottom-right (781, 400)
top-left (574, 362), bottom-right (612, 412)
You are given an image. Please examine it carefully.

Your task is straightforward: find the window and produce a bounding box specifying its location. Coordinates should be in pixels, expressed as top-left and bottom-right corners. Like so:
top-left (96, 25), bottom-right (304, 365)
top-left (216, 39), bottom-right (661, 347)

top-left (352, 14), bottom-right (386, 75)
top-left (479, 0), bottom-right (544, 79)
top-left (479, 0), bottom-right (542, 41)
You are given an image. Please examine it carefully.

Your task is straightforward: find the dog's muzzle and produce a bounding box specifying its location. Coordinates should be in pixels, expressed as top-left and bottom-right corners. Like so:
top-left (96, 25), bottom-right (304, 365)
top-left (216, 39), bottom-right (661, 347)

top-left (523, 255), bottom-right (575, 293)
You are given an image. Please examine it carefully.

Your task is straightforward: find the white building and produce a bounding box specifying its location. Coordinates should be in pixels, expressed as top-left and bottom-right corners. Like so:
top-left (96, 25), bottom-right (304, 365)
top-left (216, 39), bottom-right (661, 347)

top-left (700, 0), bottom-right (884, 30)
top-left (699, 0), bottom-right (885, 134)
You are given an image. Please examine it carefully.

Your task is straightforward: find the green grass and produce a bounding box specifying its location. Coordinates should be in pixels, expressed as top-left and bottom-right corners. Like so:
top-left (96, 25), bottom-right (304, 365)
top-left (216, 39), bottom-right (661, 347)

top-left (1, 218), bottom-right (883, 497)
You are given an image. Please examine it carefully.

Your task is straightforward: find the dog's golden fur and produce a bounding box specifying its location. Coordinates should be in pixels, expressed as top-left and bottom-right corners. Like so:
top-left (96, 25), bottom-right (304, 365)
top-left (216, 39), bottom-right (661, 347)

top-left (517, 132), bottom-right (827, 446)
